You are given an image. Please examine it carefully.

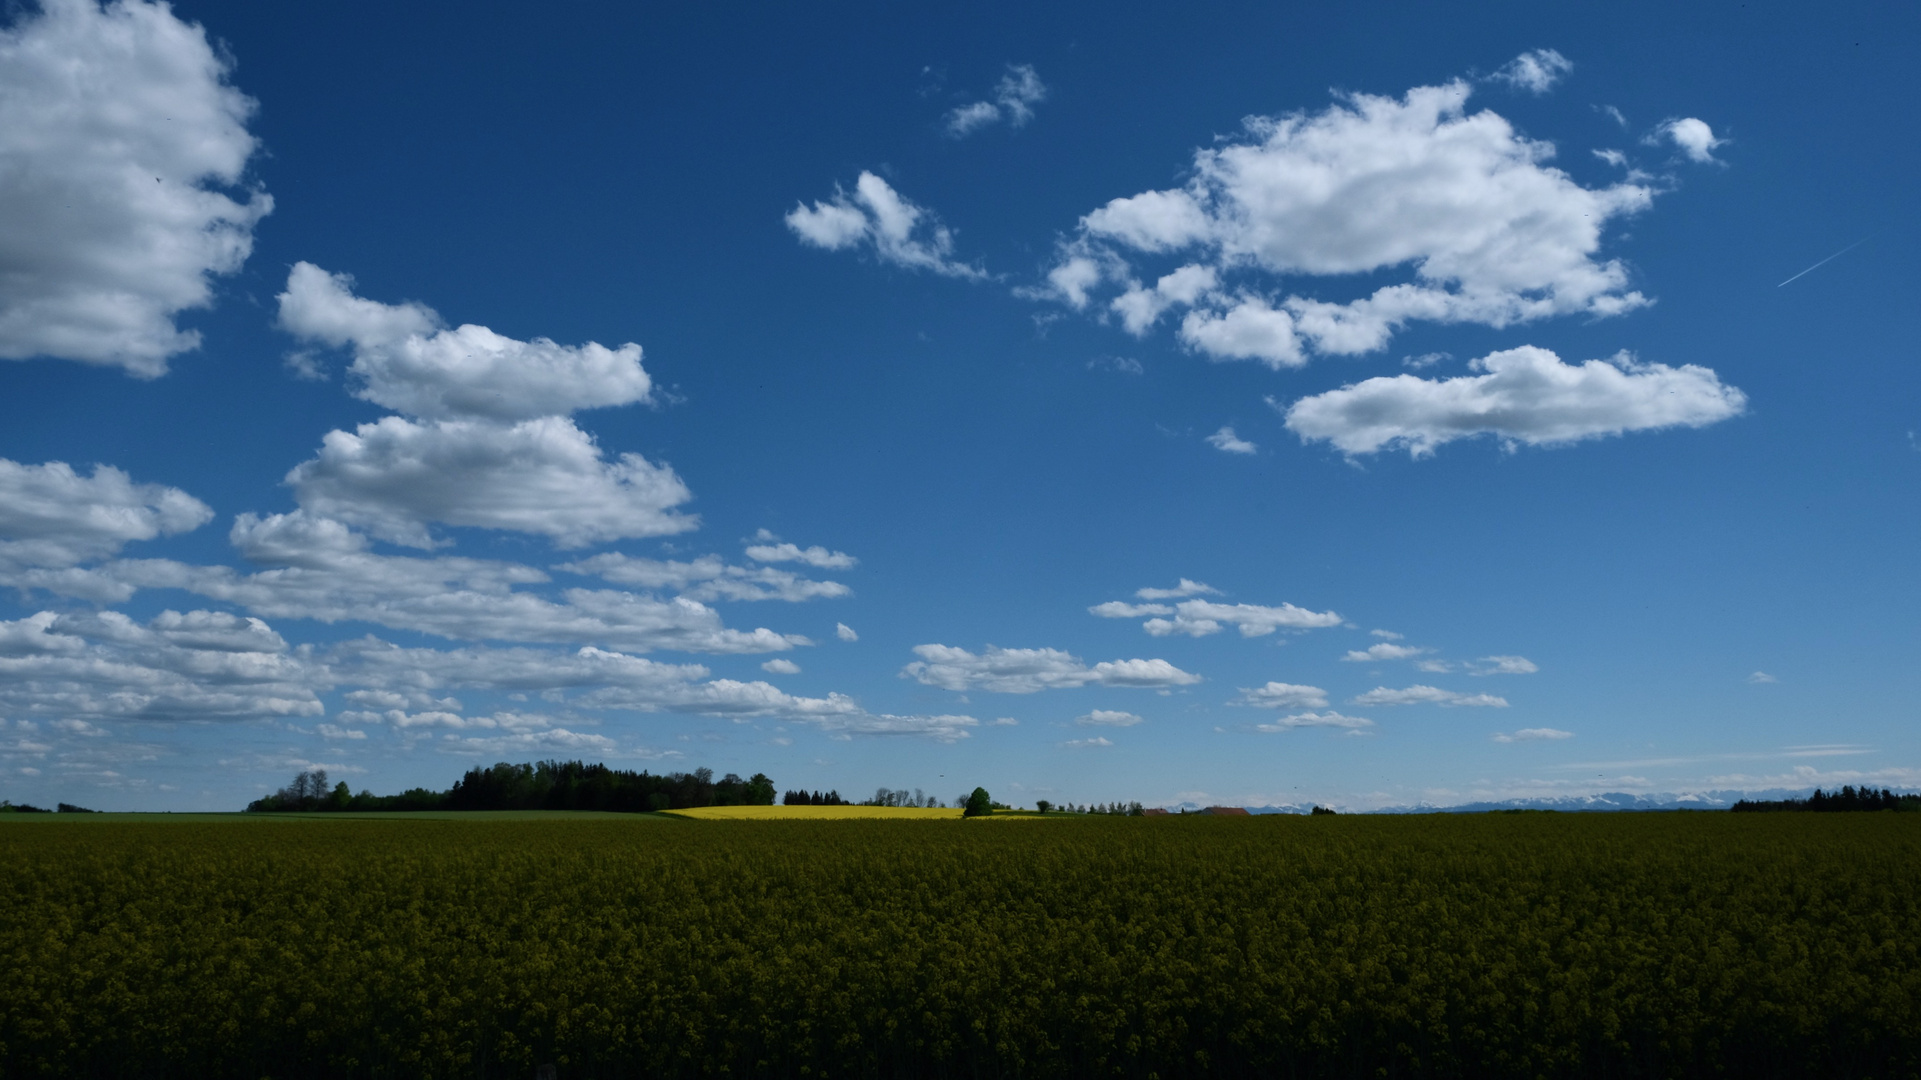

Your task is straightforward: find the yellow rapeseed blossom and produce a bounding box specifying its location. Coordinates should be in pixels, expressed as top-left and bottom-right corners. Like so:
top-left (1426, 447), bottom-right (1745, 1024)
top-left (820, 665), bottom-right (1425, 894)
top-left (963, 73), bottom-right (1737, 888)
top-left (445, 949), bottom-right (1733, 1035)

top-left (665, 804), bottom-right (963, 820)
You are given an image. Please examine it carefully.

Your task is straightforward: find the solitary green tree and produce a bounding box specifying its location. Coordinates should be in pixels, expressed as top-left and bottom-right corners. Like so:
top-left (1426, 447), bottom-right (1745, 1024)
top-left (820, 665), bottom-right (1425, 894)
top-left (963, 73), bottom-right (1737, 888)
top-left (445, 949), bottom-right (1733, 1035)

top-left (964, 787), bottom-right (993, 817)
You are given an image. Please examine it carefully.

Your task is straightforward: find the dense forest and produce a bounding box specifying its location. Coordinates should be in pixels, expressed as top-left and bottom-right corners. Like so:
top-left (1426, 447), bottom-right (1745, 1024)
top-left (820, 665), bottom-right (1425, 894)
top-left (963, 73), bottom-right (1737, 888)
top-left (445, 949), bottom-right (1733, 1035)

top-left (245, 761), bottom-right (775, 813)
top-left (1731, 785), bottom-right (1921, 812)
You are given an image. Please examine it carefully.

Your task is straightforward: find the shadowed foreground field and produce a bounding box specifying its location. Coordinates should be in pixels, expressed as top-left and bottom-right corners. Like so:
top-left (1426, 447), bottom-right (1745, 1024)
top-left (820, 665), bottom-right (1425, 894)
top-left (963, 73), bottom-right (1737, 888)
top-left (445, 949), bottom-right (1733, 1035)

top-left (3, 814), bottom-right (1917, 1079)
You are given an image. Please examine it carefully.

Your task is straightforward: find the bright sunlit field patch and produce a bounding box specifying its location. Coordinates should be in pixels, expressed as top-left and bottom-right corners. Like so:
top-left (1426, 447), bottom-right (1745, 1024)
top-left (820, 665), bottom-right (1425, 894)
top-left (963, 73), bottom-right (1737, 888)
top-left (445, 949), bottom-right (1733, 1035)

top-left (665, 804), bottom-right (962, 820)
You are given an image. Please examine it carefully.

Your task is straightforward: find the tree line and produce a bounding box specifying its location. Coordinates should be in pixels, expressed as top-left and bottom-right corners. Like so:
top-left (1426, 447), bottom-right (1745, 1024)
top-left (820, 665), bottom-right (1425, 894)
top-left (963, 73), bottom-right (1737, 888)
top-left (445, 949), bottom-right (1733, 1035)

top-left (245, 761), bottom-right (776, 813)
top-left (0, 801), bottom-right (95, 814)
top-left (1033, 800), bottom-right (1145, 815)
top-left (782, 789), bottom-right (849, 805)
top-left (1731, 785), bottom-right (1921, 813)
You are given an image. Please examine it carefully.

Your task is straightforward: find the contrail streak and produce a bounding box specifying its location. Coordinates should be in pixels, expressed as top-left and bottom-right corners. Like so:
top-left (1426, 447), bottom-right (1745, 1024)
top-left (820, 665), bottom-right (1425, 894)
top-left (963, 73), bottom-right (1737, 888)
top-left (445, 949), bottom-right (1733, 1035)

top-left (1778, 238), bottom-right (1868, 287)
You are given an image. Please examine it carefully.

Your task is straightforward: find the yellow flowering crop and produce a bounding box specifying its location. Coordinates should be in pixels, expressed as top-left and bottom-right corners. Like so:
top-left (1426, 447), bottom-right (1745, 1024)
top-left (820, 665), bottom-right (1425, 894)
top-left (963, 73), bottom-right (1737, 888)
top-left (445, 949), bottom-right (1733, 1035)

top-left (665, 804), bottom-right (963, 820)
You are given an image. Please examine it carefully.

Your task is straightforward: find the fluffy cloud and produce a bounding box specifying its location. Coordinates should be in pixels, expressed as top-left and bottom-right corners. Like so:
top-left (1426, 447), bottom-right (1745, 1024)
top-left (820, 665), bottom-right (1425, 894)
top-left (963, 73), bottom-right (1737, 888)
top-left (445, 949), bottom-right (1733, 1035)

top-left (1044, 72), bottom-right (1656, 361)
top-left (1231, 682), bottom-right (1330, 709)
top-left (901, 644), bottom-right (1200, 694)
top-left (1076, 710), bottom-right (1144, 727)
top-left (1113, 264), bottom-right (1218, 334)
top-left (326, 638), bottom-right (964, 740)
top-left (1655, 118), bottom-right (1724, 164)
top-left (1470, 655), bottom-right (1539, 675)
top-left (1490, 49), bottom-right (1573, 94)
top-left (286, 415), bottom-right (695, 549)
top-left (1281, 346), bottom-right (1745, 457)
top-left (557, 552), bottom-right (849, 603)
top-left (1092, 593), bottom-right (1340, 637)
top-left (744, 531), bottom-right (857, 569)
top-left (945, 63), bottom-right (1047, 137)
top-left (1143, 599), bottom-right (1343, 638)
top-left (1342, 642), bottom-right (1430, 662)
top-left (1256, 711), bottom-right (1373, 732)
top-left (761, 658), bottom-right (801, 675)
top-left (1061, 736), bottom-right (1114, 749)
top-left (1352, 685), bottom-right (1509, 707)
top-left (0, 0), bottom-right (270, 375)
top-left (277, 263), bottom-right (654, 421)
top-left (55, 512), bottom-right (807, 655)
top-left (271, 264), bottom-right (697, 550)
top-left (1136, 579), bottom-right (1220, 601)
top-left (786, 172), bottom-right (985, 279)
top-left (0, 459), bottom-right (211, 571)
top-left (0, 609), bottom-right (326, 722)
top-left (1492, 727), bottom-right (1573, 742)
top-left (1207, 427), bottom-right (1257, 455)
top-left (836, 623), bottom-right (859, 642)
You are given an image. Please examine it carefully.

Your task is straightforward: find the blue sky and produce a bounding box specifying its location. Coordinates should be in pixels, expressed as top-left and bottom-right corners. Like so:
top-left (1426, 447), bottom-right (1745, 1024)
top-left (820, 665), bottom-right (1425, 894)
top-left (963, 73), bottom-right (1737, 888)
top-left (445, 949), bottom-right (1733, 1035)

top-left (1, 0), bottom-right (1915, 811)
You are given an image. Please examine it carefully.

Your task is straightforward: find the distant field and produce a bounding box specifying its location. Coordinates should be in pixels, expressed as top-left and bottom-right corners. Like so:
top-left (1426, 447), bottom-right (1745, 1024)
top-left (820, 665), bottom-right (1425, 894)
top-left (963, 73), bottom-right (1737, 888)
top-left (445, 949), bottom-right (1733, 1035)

top-left (0, 809), bottom-right (677, 823)
top-left (666, 804), bottom-right (962, 820)
top-left (4, 814), bottom-right (1917, 1078)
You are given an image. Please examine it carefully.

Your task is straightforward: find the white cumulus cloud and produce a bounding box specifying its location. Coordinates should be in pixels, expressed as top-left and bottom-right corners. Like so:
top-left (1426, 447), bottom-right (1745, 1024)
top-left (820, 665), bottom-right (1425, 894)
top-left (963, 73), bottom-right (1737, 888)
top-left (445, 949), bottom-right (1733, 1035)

top-left (786, 171), bottom-right (985, 279)
top-left (1353, 685), bottom-right (1509, 707)
top-left (1136, 579), bottom-right (1220, 600)
top-left (902, 644), bottom-right (1200, 694)
top-left (1342, 642), bottom-right (1431, 662)
top-left (1207, 426), bottom-right (1258, 455)
top-left (1281, 346), bottom-right (1745, 458)
top-left (1043, 73), bottom-right (1657, 362)
top-left (1231, 682), bottom-right (1331, 709)
top-left (1076, 710), bottom-right (1144, 727)
top-left (277, 263), bottom-right (654, 421)
top-left (761, 658), bottom-right (801, 675)
top-left (744, 531), bottom-right (857, 569)
top-left (836, 622), bottom-right (859, 642)
top-left (557, 552), bottom-right (849, 603)
top-left (0, 0), bottom-right (271, 375)
top-left (1655, 118), bottom-right (1725, 164)
top-left (26, 512), bottom-right (810, 656)
top-left (0, 459), bottom-right (211, 571)
top-left (1256, 711), bottom-right (1374, 731)
top-left (1141, 599), bottom-right (1343, 638)
top-left (0, 609), bottom-right (326, 723)
top-left (287, 415), bottom-right (695, 550)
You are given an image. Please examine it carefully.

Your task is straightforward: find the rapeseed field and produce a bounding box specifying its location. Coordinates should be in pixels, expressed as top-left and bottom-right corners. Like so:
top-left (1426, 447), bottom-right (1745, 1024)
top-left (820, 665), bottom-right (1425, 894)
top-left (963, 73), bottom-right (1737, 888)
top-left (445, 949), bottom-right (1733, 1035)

top-left (3, 813), bottom-right (1917, 1078)
top-left (666, 804), bottom-right (962, 820)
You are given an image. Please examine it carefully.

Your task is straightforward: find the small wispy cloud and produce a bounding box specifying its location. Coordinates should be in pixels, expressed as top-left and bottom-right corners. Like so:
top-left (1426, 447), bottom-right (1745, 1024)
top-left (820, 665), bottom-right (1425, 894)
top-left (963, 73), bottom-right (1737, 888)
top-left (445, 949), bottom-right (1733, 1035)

top-left (1061, 736), bottom-right (1114, 749)
top-left (1490, 49), bottom-right (1573, 94)
top-left (1492, 727), bottom-right (1573, 743)
top-left (1747, 671), bottom-right (1778, 684)
top-left (946, 64), bottom-right (1047, 137)
top-left (1207, 426), bottom-right (1257, 455)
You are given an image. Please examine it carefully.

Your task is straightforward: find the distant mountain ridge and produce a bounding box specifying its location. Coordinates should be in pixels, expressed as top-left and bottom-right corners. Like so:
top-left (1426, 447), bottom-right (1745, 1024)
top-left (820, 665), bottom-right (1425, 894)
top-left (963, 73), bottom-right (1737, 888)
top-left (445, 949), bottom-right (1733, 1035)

top-left (1241, 788), bottom-right (1896, 815)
